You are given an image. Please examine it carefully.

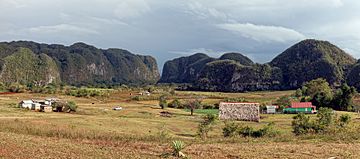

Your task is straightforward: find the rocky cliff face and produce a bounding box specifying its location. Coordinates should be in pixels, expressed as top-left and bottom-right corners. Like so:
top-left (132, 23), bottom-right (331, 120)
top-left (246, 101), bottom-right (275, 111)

top-left (159, 52), bottom-right (255, 84)
top-left (195, 60), bottom-right (282, 92)
top-left (159, 53), bottom-right (216, 83)
top-left (0, 41), bottom-right (160, 86)
top-left (160, 39), bottom-right (357, 92)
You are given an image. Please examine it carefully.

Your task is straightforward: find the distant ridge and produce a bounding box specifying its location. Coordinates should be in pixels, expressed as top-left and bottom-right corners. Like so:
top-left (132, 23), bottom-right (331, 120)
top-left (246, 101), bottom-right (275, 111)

top-left (0, 41), bottom-right (160, 86)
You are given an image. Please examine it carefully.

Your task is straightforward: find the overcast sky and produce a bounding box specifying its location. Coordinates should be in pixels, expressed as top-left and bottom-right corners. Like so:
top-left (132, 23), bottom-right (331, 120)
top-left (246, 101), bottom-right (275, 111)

top-left (1, 0), bottom-right (360, 70)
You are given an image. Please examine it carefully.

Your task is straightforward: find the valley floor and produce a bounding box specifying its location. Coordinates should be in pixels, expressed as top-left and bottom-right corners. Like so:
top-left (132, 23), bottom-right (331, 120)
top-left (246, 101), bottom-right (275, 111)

top-left (0, 91), bottom-right (359, 158)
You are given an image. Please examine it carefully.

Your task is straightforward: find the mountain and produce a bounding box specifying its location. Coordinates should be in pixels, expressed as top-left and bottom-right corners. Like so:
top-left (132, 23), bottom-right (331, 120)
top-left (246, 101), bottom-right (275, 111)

top-left (159, 53), bottom-right (216, 83)
top-left (159, 52), bottom-right (254, 84)
top-left (160, 39), bottom-right (357, 92)
top-left (270, 39), bottom-right (356, 89)
top-left (0, 41), bottom-right (160, 86)
top-left (219, 53), bottom-right (254, 66)
top-left (194, 60), bottom-right (282, 92)
top-left (347, 61), bottom-right (360, 90)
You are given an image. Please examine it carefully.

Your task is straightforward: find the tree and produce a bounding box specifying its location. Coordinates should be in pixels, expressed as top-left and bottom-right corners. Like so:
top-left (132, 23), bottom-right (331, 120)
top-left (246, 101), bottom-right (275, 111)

top-left (294, 88), bottom-right (303, 97)
top-left (275, 95), bottom-right (292, 108)
top-left (301, 78), bottom-right (333, 108)
top-left (311, 92), bottom-right (332, 108)
top-left (197, 114), bottom-right (217, 140)
top-left (159, 95), bottom-right (167, 109)
top-left (332, 83), bottom-right (357, 111)
top-left (186, 98), bottom-right (202, 115)
top-left (303, 78), bottom-right (333, 100)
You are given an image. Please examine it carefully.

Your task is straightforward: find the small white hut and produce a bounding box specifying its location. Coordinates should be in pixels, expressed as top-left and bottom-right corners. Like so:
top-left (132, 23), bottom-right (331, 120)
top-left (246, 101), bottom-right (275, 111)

top-left (19, 100), bottom-right (33, 109)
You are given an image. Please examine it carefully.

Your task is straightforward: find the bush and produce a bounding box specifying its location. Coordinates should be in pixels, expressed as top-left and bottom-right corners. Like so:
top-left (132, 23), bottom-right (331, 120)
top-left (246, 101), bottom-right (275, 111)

top-left (55, 101), bottom-right (77, 113)
top-left (214, 103), bottom-right (219, 109)
top-left (223, 122), bottom-right (239, 137)
top-left (291, 108), bottom-right (352, 135)
top-left (338, 114), bottom-right (351, 127)
top-left (65, 88), bottom-right (103, 98)
top-left (168, 99), bottom-right (182, 108)
top-left (131, 96), bottom-right (141, 101)
top-left (202, 104), bottom-right (215, 109)
top-left (315, 107), bottom-right (334, 132)
top-left (292, 113), bottom-right (314, 135)
top-left (198, 114), bottom-right (217, 140)
top-left (7, 83), bottom-right (25, 93)
top-left (159, 95), bottom-right (167, 109)
top-left (252, 122), bottom-right (278, 137)
top-left (238, 123), bottom-right (278, 138)
top-left (63, 101), bottom-right (77, 112)
top-left (222, 98), bottom-right (247, 103)
top-left (238, 126), bottom-right (254, 137)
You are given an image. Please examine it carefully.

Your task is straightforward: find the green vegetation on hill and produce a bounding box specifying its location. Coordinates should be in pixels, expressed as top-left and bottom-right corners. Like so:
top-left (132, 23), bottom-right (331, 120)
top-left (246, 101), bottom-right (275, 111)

top-left (0, 41), bottom-right (160, 86)
top-left (195, 61), bottom-right (282, 92)
top-left (160, 39), bottom-right (358, 92)
top-left (0, 48), bottom-right (60, 85)
top-left (159, 53), bottom-right (216, 83)
top-left (270, 39), bottom-right (356, 89)
top-left (219, 52), bottom-right (254, 66)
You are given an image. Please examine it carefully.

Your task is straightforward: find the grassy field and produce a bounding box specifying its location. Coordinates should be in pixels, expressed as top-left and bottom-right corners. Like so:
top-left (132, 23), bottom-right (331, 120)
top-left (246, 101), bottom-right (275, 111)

top-left (0, 90), bottom-right (360, 158)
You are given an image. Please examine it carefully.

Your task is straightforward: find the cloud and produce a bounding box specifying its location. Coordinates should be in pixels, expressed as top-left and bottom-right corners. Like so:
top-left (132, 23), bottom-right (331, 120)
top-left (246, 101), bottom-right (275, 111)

top-left (0, 0), bottom-right (27, 9)
top-left (27, 24), bottom-right (99, 35)
top-left (186, 2), bottom-right (229, 21)
top-left (217, 23), bottom-right (306, 43)
top-left (170, 48), bottom-right (242, 58)
top-left (113, 0), bottom-right (151, 19)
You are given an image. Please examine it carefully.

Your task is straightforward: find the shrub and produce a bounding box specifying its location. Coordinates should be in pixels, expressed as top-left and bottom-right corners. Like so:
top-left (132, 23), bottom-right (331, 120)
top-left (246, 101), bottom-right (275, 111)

top-left (131, 96), bottom-right (141, 101)
top-left (223, 98), bottom-right (247, 103)
top-left (7, 83), bottom-right (25, 93)
top-left (223, 122), bottom-right (239, 137)
top-left (292, 113), bottom-right (314, 135)
top-left (198, 114), bottom-right (217, 140)
top-left (159, 95), bottom-right (167, 109)
top-left (315, 107), bottom-right (334, 132)
top-left (202, 104), bottom-right (215, 109)
top-left (291, 108), bottom-right (352, 135)
top-left (214, 103), bottom-right (219, 109)
top-left (252, 122), bottom-right (278, 137)
top-left (238, 126), bottom-right (254, 137)
top-left (168, 99), bottom-right (182, 108)
top-left (237, 123), bottom-right (278, 138)
top-left (55, 101), bottom-right (77, 113)
top-left (338, 114), bottom-right (351, 127)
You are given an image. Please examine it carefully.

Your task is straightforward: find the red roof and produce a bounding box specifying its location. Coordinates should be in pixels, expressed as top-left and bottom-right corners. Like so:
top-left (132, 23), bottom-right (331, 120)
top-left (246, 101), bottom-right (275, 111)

top-left (290, 102), bottom-right (316, 108)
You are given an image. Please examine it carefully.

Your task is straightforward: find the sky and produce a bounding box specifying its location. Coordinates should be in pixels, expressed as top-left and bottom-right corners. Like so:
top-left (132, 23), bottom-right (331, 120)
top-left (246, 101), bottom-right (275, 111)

top-left (1, 0), bottom-right (360, 71)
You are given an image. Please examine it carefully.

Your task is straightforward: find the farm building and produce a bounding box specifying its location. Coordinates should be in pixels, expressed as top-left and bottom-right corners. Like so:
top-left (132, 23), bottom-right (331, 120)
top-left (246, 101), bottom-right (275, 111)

top-left (32, 103), bottom-right (41, 111)
top-left (219, 102), bottom-right (260, 122)
top-left (266, 105), bottom-right (278, 114)
top-left (19, 99), bottom-right (56, 112)
top-left (283, 102), bottom-right (317, 114)
top-left (19, 100), bottom-right (33, 109)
